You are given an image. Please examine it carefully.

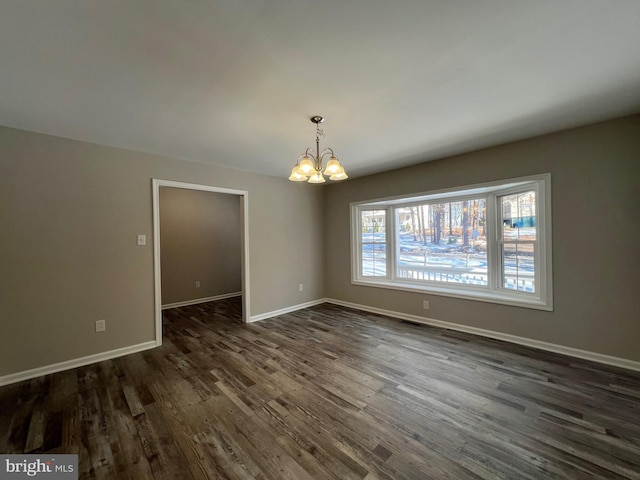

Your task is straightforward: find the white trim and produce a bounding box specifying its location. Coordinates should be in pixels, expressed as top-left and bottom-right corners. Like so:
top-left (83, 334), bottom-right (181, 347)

top-left (161, 292), bottom-right (242, 310)
top-left (326, 299), bottom-right (640, 373)
top-left (249, 299), bottom-right (326, 323)
top-left (0, 341), bottom-right (157, 387)
top-left (240, 194), bottom-right (251, 323)
top-left (152, 180), bottom-right (163, 343)
top-left (152, 179), bottom-right (248, 196)
top-left (152, 179), bottom-right (251, 344)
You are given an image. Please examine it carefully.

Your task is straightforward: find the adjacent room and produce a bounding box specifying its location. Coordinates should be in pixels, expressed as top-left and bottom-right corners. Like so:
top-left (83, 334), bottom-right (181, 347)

top-left (1, 1), bottom-right (639, 479)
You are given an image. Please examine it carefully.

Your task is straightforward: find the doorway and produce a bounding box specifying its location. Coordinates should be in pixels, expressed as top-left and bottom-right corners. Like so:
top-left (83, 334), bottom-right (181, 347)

top-left (152, 179), bottom-right (250, 345)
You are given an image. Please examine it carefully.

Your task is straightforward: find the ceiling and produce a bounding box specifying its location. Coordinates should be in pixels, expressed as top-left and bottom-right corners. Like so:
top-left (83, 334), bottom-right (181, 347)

top-left (2, 1), bottom-right (640, 179)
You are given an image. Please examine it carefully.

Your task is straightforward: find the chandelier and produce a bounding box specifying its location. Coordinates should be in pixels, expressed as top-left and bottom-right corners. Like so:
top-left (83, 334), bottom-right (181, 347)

top-left (289, 116), bottom-right (348, 183)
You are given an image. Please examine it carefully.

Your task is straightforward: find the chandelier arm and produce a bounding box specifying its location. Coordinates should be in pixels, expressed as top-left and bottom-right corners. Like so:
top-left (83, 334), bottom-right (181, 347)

top-left (320, 148), bottom-right (335, 160)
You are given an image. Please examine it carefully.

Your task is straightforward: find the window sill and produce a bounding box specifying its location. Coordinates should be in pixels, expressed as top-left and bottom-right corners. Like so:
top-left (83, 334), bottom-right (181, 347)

top-left (352, 279), bottom-right (553, 311)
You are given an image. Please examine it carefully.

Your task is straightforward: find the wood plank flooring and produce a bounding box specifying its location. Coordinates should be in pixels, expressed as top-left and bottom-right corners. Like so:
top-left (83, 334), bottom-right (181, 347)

top-left (1, 298), bottom-right (640, 479)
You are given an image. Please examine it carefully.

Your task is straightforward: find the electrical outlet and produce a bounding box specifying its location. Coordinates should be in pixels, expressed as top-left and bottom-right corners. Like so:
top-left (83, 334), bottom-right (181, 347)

top-left (299, 283), bottom-right (304, 292)
top-left (95, 319), bottom-right (106, 332)
top-left (423, 300), bottom-right (430, 310)
top-left (195, 281), bottom-right (201, 288)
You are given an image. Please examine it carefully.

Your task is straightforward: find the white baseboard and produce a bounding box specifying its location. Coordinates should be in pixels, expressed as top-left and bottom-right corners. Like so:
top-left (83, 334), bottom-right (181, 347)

top-left (0, 340), bottom-right (158, 387)
top-left (326, 298), bottom-right (640, 372)
top-left (249, 299), bottom-right (326, 323)
top-left (4, 298), bottom-right (637, 387)
top-left (162, 292), bottom-right (242, 310)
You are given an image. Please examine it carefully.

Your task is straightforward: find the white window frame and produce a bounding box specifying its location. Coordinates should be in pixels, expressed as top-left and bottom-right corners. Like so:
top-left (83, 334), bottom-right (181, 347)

top-left (351, 174), bottom-right (553, 311)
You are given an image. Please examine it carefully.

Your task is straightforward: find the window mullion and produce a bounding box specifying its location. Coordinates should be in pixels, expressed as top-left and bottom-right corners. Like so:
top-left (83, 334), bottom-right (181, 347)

top-left (486, 193), bottom-right (499, 291)
top-left (389, 206), bottom-right (396, 281)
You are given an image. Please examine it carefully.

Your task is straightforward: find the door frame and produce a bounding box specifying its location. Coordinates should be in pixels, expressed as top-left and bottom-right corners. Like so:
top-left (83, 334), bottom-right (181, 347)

top-left (152, 179), bottom-right (250, 345)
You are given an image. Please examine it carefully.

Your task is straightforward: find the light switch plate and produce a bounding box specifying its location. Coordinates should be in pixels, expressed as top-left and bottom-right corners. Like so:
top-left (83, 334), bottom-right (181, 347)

top-left (137, 234), bottom-right (146, 246)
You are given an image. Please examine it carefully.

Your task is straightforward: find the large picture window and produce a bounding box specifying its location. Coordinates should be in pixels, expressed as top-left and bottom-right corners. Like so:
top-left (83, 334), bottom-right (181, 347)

top-left (351, 174), bottom-right (552, 310)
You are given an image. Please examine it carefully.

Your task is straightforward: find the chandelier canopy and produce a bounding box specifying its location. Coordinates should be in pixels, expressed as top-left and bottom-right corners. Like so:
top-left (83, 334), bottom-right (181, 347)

top-left (289, 116), bottom-right (348, 183)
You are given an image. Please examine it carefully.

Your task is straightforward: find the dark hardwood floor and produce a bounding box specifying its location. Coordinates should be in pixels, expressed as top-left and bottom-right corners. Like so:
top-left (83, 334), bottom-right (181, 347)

top-left (2, 298), bottom-right (640, 479)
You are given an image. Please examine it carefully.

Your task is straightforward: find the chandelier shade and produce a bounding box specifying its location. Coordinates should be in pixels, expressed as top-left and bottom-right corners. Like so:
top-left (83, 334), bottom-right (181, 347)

top-left (288, 167), bottom-right (307, 181)
top-left (329, 171), bottom-right (348, 181)
top-left (307, 172), bottom-right (326, 184)
top-left (288, 116), bottom-right (348, 183)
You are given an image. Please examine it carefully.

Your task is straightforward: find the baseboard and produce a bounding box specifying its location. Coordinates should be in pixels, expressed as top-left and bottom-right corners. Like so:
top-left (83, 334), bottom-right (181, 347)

top-left (326, 298), bottom-right (640, 372)
top-left (4, 299), bottom-right (637, 387)
top-left (0, 341), bottom-right (158, 387)
top-left (162, 292), bottom-right (242, 310)
top-left (249, 299), bottom-right (327, 323)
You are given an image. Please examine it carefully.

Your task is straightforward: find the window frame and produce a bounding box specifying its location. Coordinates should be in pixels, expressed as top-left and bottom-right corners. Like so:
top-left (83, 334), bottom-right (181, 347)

top-left (350, 174), bottom-right (553, 311)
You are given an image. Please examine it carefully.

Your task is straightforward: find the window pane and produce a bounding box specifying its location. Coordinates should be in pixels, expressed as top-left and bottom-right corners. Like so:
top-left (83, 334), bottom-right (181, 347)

top-left (501, 191), bottom-right (536, 241)
top-left (502, 243), bottom-right (535, 292)
top-left (361, 244), bottom-right (387, 276)
top-left (361, 210), bottom-right (386, 243)
top-left (361, 209), bottom-right (387, 277)
top-left (395, 200), bottom-right (488, 286)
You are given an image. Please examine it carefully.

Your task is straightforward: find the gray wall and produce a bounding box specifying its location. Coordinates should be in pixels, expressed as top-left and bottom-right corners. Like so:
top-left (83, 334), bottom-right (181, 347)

top-left (160, 188), bottom-right (241, 305)
top-left (0, 126), bottom-right (323, 377)
top-left (324, 114), bottom-right (640, 362)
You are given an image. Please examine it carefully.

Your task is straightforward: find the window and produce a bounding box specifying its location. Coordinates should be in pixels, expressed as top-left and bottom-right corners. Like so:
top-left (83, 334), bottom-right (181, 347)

top-left (360, 209), bottom-right (387, 277)
top-left (394, 198), bottom-right (488, 287)
top-left (498, 191), bottom-right (536, 293)
top-left (351, 174), bottom-right (552, 310)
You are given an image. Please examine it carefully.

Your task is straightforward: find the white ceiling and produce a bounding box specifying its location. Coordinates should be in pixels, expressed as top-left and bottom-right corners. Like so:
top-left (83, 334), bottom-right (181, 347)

top-left (2, 1), bottom-right (640, 179)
